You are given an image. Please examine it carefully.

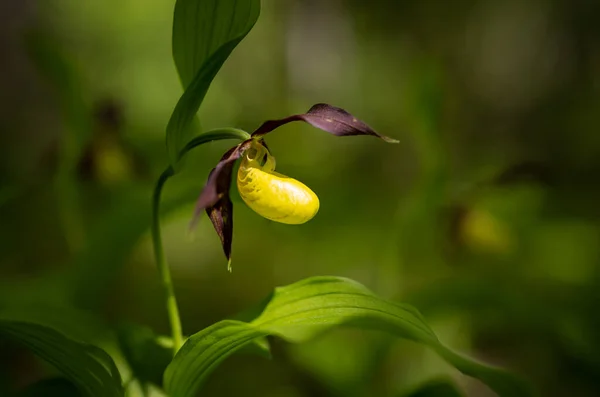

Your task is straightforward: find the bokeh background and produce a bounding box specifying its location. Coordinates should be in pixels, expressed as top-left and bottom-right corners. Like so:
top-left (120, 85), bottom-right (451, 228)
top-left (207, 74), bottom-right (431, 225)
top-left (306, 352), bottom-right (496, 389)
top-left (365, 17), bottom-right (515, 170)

top-left (1, 0), bottom-right (600, 396)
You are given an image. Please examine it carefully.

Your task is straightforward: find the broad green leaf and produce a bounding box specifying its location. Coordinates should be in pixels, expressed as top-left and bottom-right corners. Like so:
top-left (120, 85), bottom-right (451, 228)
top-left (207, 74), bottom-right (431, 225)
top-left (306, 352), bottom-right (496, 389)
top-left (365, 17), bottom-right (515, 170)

top-left (115, 322), bottom-right (267, 390)
top-left (167, 0), bottom-right (260, 166)
top-left (164, 276), bottom-right (533, 397)
top-left (0, 320), bottom-right (124, 397)
top-left (172, 0), bottom-right (259, 87)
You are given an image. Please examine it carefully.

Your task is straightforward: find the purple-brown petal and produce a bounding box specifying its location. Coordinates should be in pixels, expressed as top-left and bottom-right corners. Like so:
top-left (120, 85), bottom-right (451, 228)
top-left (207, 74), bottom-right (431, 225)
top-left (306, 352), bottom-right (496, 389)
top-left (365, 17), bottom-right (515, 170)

top-left (205, 195), bottom-right (233, 265)
top-left (303, 103), bottom-right (399, 142)
top-left (191, 146), bottom-right (237, 218)
top-left (251, 103), bottom-right (398, 143)
top-left (189, 139), bottom-right (252, 263)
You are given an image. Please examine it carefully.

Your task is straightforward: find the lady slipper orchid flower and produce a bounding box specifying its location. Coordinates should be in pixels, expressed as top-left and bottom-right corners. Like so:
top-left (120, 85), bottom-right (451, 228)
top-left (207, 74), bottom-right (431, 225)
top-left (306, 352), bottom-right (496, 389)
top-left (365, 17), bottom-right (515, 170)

top-left (191, 103), bottom-right (397, 270)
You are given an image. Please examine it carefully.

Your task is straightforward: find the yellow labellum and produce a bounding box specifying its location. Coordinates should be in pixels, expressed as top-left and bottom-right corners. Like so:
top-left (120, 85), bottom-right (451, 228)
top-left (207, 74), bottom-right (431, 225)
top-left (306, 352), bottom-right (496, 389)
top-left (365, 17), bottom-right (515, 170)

top-left (237, 141), bottom-right (319, 224)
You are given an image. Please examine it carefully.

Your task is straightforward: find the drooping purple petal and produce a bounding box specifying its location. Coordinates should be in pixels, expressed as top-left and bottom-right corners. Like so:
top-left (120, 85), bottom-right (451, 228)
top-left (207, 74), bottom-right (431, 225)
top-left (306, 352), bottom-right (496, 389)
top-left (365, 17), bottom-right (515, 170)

top-left (205, 195), bottom-right (233, 267)
top-left (190, 145), bottom-right (238, 222)
top-left (251, 103), bottom-right (398, 143)
top-left (189, 139), bottom-right (252, 264)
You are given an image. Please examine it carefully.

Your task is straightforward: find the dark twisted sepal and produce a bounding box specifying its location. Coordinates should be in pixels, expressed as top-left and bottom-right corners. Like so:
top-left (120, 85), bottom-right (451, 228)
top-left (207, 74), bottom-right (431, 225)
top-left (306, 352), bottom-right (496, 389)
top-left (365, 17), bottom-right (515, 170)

top-left (190, 140), bottom-right (252, 269)
top-left (251, 103), bottom-right (398, 143)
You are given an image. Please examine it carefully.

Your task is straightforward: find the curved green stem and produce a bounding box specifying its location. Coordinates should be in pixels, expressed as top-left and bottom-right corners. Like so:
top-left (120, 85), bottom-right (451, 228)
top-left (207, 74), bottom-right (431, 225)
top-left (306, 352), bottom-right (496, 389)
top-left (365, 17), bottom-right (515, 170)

top-left (151, 127), bottom-right (251, 356)
top-left (151, 165), bottom-right (181, 355)
top-left (177, 127), bottom-right (251, 162)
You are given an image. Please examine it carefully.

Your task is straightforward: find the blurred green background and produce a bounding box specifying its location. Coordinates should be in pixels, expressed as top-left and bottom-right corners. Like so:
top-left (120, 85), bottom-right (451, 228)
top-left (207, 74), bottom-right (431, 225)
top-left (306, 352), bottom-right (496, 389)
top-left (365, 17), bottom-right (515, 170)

top-left (1, 0), bottom-right (599, 396)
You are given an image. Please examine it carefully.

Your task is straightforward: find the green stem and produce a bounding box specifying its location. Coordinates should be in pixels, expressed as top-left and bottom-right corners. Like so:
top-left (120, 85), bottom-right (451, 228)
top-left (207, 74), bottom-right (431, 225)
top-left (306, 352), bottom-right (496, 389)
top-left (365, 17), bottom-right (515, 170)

top-left (151, 127), bottom-right (251, 356)
top-left (151, 166), bottom-right (182, 355)
top-left (177, 127), bottom-right (251, 161)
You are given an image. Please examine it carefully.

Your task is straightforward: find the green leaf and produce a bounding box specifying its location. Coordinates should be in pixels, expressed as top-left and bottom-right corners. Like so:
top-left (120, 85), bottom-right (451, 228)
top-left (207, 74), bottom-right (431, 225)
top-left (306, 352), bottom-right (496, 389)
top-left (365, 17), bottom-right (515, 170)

top-left (164, 276), bottom-right (533, 397)
top-left (167, 0), bottom-right (260, 166)
top-left (0, 320), bottom-right (124, 397)
top-left (172, 0), bottom-right (259, 87)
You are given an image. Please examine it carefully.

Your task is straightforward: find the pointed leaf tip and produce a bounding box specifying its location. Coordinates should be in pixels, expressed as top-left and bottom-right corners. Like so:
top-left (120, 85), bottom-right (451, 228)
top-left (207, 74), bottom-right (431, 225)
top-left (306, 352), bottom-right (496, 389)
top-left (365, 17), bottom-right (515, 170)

top-left (251, 103), bottom-right (398, 143)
